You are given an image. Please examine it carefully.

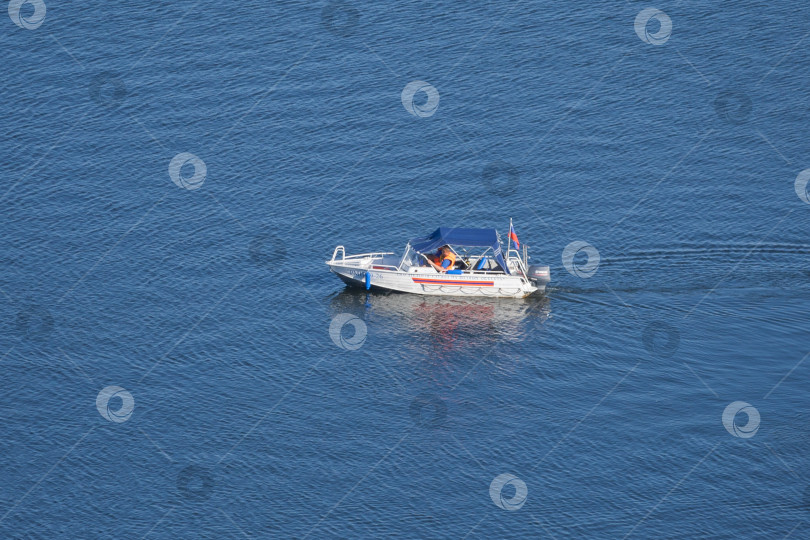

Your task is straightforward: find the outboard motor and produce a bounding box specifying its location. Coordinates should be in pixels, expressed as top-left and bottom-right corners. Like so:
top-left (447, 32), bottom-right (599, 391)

top-left (527, 265), bottom-right (550, 284)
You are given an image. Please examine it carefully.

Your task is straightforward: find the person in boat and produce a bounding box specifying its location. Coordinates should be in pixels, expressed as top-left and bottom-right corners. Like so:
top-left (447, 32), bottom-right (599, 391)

top-left (427, 245), bottom-right (456, 272)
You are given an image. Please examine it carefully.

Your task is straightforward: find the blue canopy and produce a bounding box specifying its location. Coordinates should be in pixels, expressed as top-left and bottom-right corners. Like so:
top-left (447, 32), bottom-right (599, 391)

top-left (408, 227), bottom-right (509, 274)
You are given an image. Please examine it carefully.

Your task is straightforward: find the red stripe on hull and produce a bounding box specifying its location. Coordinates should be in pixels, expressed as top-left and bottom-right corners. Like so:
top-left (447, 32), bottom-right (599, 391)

top-left (412, 278), bottom-right (494, 287)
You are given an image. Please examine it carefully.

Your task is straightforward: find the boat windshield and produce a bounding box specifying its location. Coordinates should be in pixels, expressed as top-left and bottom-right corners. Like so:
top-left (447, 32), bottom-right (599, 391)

top-left (403, 244), bottom-right (507, 273)
top-left (399, 245), bottom-right (419, 268)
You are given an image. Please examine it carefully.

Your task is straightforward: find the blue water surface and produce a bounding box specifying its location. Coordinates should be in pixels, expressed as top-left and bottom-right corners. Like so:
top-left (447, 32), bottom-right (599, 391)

top-left (2, 1), bottom-right (809, 538)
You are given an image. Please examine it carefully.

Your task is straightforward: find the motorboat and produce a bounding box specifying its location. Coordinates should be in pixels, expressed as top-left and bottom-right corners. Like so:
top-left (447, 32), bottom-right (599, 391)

top-left (326, 224), bottom-right (550, 298)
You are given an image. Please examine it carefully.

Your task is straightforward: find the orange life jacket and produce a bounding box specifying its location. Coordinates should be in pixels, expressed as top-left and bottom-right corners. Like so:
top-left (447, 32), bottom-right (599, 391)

top-left (437, 250), bottom-right (456, 272)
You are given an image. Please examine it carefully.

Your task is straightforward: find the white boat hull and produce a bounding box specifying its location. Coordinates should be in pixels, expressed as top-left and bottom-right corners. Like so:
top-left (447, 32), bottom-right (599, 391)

top-left (327, 262), bottom-right (545, 298)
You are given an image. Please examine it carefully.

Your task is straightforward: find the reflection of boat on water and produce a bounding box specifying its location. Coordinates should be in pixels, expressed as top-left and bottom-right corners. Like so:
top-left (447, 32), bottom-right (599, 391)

top-left (326, 224), bottom-right (550, 298)
top-left (329, 288), bottom-right (550, 352)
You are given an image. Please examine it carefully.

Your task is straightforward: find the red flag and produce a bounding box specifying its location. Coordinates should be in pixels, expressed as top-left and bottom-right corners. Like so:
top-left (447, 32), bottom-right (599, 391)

top-left (509, 224), bottom-right (519, 248)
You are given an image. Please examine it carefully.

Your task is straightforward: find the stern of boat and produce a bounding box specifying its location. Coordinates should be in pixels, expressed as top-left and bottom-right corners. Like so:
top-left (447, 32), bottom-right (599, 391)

top-left (527, 265), bottom-right (550, 292)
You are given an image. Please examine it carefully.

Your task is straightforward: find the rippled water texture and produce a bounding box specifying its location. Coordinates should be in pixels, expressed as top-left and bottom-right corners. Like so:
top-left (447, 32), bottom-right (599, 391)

top-left (2, 1), bottom-right (809, 538)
